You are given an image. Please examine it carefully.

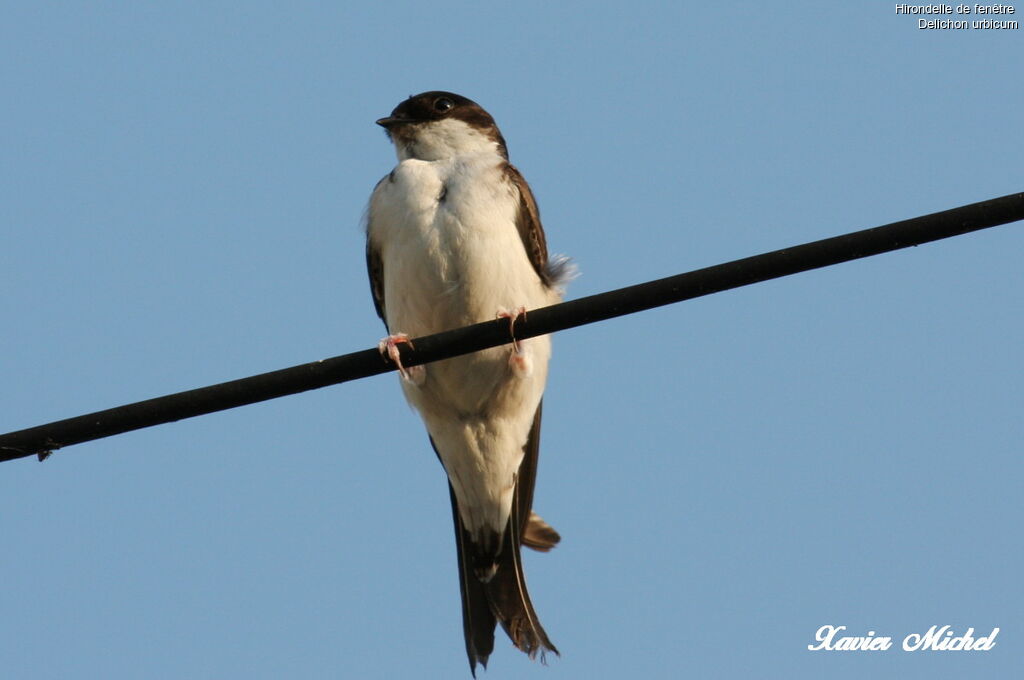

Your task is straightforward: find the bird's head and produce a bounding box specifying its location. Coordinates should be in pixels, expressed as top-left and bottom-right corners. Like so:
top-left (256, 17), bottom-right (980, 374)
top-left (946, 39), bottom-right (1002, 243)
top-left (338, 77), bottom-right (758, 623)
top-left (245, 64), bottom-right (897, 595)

top-left (377, 91), bottom-right (508, 161)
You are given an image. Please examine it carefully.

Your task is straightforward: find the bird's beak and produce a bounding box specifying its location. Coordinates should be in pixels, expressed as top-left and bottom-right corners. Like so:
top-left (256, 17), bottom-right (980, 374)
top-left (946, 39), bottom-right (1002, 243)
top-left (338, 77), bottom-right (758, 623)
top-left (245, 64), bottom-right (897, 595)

top-left (376, 116), bottom-right (404, 128)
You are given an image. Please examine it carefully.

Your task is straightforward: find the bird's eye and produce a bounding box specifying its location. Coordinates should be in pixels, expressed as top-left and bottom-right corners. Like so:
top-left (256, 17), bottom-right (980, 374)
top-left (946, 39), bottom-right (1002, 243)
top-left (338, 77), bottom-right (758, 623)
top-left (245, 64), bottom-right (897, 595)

top-left (434, 97), bottom-right (454, 113)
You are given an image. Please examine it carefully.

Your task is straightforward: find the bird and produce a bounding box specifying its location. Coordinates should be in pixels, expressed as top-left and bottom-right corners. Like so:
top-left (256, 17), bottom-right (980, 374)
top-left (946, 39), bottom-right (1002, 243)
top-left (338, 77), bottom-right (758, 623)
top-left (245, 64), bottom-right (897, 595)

top-left (364, 91), bottom-right (572, 674)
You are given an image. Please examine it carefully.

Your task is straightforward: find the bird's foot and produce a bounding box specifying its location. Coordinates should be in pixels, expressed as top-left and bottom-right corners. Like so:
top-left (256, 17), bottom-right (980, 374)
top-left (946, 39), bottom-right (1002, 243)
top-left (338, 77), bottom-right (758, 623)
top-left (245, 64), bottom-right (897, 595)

top-left (496, 306), bottom-right (528, 352)
top-left (496, 306), bottom-right (532, 377)
top-left (377, 333), bottom-right (425, 384)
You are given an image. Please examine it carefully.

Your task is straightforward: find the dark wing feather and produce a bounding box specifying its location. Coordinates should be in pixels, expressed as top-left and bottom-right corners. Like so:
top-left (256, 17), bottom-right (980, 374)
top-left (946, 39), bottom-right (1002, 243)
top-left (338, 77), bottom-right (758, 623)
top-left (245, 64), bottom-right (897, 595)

top-left (365, 175), bottom-right (389, 327)
top-left (514, 403), bottom-right (543, 536)
top-left (517, 403), bottom-right (561, 551)
top-left (504, 164), bottom-right (553, 287)
top-left (365, 238), bottom-right (387, 325)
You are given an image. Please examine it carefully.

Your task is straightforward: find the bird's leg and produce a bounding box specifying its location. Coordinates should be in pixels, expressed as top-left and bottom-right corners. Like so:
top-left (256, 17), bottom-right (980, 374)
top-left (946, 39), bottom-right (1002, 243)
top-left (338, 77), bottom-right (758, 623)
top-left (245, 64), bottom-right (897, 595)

top-left (377, 333), bottom-right (425, 384)
top-left (496, 306), bottom-right (532, 377)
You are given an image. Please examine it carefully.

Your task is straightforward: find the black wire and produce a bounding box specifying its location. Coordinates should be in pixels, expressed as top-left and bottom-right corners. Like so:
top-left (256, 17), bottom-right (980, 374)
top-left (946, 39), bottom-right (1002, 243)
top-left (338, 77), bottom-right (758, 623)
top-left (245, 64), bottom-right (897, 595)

top-left (2, 191), bottom-right (1022, 463)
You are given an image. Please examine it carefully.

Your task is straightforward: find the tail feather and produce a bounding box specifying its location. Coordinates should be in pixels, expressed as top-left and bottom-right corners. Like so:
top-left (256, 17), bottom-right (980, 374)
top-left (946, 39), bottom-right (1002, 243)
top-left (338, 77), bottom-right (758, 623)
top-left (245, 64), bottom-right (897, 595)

top-left (485, 503), bottom-right (558, 661)
top-left (448, 486), bottom-right (496, 676)
top-left (451, 487), bottom-right (558, 675)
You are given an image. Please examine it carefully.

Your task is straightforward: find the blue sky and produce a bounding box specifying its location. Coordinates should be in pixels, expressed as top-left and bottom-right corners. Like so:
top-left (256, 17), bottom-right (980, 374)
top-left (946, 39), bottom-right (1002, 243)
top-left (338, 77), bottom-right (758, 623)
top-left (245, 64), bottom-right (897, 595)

top-left (2, 3), bottom-right (1021, 678)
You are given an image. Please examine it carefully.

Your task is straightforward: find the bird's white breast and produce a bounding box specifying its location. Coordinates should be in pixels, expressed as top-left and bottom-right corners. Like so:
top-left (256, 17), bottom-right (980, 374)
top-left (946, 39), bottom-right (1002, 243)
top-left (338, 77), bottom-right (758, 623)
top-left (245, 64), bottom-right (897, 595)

top-left (370, 151), bottom-right (554, 339)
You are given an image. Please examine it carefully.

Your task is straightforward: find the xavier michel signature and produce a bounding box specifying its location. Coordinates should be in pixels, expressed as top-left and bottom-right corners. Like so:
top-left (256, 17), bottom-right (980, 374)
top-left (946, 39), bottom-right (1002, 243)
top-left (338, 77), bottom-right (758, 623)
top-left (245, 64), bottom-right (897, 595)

top-left (808, 625), bottom-right (999, 652)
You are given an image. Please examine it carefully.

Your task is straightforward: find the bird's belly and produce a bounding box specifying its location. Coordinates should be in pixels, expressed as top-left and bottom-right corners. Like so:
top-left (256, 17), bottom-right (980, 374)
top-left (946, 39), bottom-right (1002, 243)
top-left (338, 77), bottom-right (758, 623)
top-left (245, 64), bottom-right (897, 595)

top-left (384, 219), bottom-right (553, 415)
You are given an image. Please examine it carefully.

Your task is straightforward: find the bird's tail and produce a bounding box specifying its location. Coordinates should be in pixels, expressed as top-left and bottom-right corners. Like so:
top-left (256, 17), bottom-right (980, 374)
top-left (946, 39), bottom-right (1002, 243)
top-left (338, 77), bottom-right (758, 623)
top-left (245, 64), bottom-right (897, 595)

top-left (438, 404), bottom-right (558, 675)
top-left (449, 485), bottom-right (559, 676)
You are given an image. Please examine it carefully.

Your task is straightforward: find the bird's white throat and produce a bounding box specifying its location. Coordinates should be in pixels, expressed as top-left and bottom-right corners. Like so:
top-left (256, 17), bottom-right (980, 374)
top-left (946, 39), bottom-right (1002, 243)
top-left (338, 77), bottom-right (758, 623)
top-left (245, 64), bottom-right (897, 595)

top-left (395, 118), bottom-right (501, 162)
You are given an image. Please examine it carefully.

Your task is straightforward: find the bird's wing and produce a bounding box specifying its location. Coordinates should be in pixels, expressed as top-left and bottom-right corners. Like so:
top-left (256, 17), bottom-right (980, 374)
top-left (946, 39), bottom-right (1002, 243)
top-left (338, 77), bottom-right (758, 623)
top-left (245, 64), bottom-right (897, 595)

top-left (505, 163), bottom-right (552, 287)
top-left (365, 176), bottom-right (389, 327)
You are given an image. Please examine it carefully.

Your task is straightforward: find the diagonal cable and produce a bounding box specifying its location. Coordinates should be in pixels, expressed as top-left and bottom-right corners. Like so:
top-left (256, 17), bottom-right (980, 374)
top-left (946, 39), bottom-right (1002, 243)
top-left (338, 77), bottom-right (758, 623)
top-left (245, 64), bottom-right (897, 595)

top-left (1, 191), bottom-right (1021, 463)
